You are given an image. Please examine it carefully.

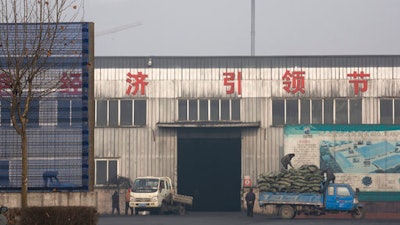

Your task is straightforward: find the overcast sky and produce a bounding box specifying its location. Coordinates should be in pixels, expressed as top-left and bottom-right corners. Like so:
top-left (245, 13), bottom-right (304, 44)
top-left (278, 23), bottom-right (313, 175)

top-left (84, 0), bottom-right (400, 56)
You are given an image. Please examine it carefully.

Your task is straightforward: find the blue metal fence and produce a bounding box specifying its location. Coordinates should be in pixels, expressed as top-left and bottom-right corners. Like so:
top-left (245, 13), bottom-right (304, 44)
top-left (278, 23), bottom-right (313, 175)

top-left (0, 22), bottom-right (91, 191)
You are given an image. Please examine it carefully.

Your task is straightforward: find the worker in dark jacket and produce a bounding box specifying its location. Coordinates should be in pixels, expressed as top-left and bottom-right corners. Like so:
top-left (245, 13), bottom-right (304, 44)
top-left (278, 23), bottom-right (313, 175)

top-left (112, 191), bottom-right (120, 215)
top-left (325, 169), bottom-right (336, 184)
top-left (281, 153), bottom-right (295, 170)
top-left (245, 188), bottom-right (256, 217)
top-left (322, 168), bottom-right (336, 192)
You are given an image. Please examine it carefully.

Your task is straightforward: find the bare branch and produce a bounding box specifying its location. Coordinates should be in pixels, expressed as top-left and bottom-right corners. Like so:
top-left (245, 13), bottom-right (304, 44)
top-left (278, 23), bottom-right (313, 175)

top-left (0, 0), bottom-right (84, 208)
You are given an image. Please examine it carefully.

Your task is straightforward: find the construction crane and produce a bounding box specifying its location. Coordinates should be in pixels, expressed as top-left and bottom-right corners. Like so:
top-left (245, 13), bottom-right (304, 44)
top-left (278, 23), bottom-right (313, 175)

top-left (95, 22), bottom-right (142, 37)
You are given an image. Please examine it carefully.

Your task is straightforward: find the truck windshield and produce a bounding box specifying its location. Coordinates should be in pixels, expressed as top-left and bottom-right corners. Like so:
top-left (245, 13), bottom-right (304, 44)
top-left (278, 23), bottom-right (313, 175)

top-left (132, 178), bottom-right (159, 193)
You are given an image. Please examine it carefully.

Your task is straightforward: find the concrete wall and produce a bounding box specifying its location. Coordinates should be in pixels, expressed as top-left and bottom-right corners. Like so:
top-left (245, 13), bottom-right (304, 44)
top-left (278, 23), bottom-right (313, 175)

top-left (2, 188), bottom-right (400, 215)
top-left (0, 192), bottom-right (97, 209)
top-left (0, 190), bottom-right (126, 215)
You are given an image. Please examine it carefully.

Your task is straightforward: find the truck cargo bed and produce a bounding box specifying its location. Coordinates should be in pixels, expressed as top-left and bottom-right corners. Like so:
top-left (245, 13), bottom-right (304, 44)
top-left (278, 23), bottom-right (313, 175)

top-left (173, 194), bottom-right (193, 206)
top-left (259, 192), bottom-right (323, 206)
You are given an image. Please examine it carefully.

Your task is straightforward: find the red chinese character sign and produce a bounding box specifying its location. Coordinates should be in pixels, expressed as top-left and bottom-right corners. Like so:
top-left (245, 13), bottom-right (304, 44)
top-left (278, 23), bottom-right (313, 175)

top-left (282, 70), bottom-right (305, 94)
top-left (59, 73), bottom-right (82, 95)
top-left (0, 73), bottom-right (12, 96)
top-left (126, 72), bottom-right (148, 96)
top-left (223, 72), bottom-right (242, 95)
top-left (347, 71), bottom-right (370, 95)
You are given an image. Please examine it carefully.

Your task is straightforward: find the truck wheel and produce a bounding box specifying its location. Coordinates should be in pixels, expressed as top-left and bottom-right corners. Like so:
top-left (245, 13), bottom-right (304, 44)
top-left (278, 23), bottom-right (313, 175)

top-left (160, 202), bottom-right (168, 215)
top-left (178, 205), bottom-right (186, 215)
top-left (279, 205), bottom-right (295, 219)
top-left (351, 207), bottom-right (366, 219)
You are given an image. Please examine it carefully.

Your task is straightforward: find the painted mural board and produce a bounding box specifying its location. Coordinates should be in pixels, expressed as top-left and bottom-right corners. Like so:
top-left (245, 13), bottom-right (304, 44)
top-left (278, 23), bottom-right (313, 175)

top-left (284, 125), bottom-right (400, 192)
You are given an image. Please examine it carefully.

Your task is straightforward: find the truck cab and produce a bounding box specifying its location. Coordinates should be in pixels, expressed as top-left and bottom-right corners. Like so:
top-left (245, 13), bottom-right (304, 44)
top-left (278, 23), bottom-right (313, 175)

top-left (129, 176), bottom-right (172, 214)
top-left (324, 183), bottom-right (359, 211)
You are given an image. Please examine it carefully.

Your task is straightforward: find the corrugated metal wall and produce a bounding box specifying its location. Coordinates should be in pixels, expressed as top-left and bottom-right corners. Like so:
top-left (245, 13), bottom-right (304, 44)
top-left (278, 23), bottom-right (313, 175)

top-left (94, 55), bottom-right (400, 186)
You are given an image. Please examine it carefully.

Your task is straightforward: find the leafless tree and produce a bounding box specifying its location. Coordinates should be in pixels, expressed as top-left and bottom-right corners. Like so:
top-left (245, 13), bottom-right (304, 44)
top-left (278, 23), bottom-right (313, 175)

top-left (0, 0), bottom-right (82, 208)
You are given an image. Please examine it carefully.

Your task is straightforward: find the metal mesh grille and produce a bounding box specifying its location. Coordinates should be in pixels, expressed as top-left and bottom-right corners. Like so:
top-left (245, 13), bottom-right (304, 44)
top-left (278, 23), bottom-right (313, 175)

top-left (0, 23), bottom-right (91, 191)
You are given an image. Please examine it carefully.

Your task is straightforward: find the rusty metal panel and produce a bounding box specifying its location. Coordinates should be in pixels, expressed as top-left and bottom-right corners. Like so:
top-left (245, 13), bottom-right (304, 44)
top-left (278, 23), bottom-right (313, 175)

top-left (241, 129), bottom-right (256, 180)
top-left (241, 98), bottom-right (262, 122)
top-left (94, 129), bottom-right (104, 156)
top-left (95, 55), bottom-right (400, 99)
top-left (242, 127), bottom-right (284, 182)
top-left (165, 98), bottom-right (177, 122)
top-left (363, 98), bottom-right (379, 124)
top-left (150, 98), bottom-right (176, 124)
top-left (394, 58), bottom-right (400, 79)
top-left (268, 127), bottom-right (285, 172)
top-left (95, 121), bottom-right (178, 180)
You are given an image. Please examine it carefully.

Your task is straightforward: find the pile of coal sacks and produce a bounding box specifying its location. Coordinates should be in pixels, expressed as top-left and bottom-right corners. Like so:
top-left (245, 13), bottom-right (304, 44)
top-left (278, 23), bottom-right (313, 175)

top-left (257, 165), bottom-right (324, 193)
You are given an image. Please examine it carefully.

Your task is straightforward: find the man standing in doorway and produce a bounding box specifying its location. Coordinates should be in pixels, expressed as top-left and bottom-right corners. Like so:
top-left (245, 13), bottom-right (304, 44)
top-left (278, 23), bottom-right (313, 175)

top-left (245, 188), bottom-right (256, 217)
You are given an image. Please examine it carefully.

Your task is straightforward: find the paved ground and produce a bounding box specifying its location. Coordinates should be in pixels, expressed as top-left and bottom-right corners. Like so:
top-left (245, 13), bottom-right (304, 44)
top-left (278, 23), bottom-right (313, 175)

top-left (98, 212), bottom-right (400, 225)
top-left (297, 212), bottom-right (400, 220)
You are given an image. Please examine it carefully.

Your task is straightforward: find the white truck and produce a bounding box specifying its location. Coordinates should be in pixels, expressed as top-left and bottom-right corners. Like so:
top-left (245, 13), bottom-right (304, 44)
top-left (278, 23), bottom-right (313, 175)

top-left (129, 176), bottom-right (193, 215)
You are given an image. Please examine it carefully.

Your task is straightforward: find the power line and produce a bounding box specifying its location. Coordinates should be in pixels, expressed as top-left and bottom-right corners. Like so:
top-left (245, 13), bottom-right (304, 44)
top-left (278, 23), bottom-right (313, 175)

top-left (96, 22), bottom-right (143, 37)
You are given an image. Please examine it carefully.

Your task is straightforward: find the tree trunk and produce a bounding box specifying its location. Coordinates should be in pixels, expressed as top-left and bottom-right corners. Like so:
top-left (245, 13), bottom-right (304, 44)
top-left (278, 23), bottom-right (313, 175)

top-left (21, 126), bottom-right (28, 208)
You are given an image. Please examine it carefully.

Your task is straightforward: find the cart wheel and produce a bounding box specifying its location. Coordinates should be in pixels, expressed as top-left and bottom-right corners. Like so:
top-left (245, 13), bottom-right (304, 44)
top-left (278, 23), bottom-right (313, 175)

top-left (351, 207), bottom-right (366, 219)
top-left (279, 205), bottom-right (295, 219)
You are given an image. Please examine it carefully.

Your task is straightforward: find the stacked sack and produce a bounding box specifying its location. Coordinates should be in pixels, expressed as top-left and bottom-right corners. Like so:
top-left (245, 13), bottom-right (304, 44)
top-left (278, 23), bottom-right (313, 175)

top-left (257, 165), bottom-right (324, 193)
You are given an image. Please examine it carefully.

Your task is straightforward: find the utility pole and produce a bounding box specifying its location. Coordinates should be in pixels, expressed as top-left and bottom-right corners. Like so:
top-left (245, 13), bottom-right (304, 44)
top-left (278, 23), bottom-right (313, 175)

top-left (251, 0), bottom-right (255, 56)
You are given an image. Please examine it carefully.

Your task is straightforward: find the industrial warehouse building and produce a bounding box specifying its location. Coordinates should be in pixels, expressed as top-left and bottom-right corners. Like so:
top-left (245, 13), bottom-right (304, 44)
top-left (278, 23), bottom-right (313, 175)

top-left (2, 53), bottom-right (400, 213)
top-left (93, 55), bottom-right (400, 212)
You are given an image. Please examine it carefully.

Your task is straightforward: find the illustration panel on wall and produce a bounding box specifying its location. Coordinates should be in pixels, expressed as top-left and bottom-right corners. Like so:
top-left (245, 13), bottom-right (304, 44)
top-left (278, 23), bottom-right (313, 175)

top-left (284, 125), bottom-right (400, 192)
